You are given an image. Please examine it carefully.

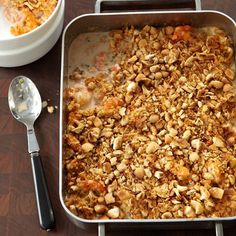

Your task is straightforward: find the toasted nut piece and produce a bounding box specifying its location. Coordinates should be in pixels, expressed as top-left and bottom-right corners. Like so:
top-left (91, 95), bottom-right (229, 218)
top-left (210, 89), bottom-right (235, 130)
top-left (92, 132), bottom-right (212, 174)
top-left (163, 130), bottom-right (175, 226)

top-left (117, 162), bottom-right (127, 172)
top-left (228, 155), bottom-right (236, 168)
top-left (229, 175), bottom-right (235, 185)
top-left (138, 39), bottom-right (147, 48)
top-left (113, 136), bottom-right (123, 150)
top-left (103, 162), bottom-right (112, 173)
top-left (189, 152), bottom-right (199, 162)
top-left (184, 206), bottom-right (196, 218)
top-left (134, 166), bottom-right (145, 179)
top-left (191, 174), bottom-right (199, 182)
top-left (205, 199), bottom-right (215, 211)
top-left (88, 127), bottom-right (101, 142)
top-left (154, 183), bottom-right (169, 198)
top-left (200, 186), bottom-right (210, 200)
top-left (127, 81), bottom-right (138, 93)
top-left (70, 185), bottom-right (78, 191)
top-left (209, 80), bottom-right (224, 89)
top-left (69, 205), bottom-right (77, 215)
top-left (146, 141), bottom-right (159, 154)
top-left (225, 68), bottom-right (234, 80)
top-left (105, 193), bottom-right (115, 204)
top-left (191, 139), bottom-right (201, 150)
top-left (164, 134), bottom-right (172, 144)
top-left (186, 189), bottom-right (196, 196)
top-left (97, 197), bottom-right (105, 204)
top-left (94, 205), bottom-right (108, 214)
top-left (120, 116), bottom-right (129, 126)
top-left (150, 65), bottom-right (159, 73)
top-left (161, 212), bottom-right (173, 219)
top-left (114, 169), bottom-right (120, 176)
top-left (154, 171), bottom-right (163, 179)
top-left (176, 184), bottom-right (188, 192)
top-left (153, 41), bottom-right (160, 50)
top-left (145, 54), bottom-right (155, 60)
top-left (166, 26), bottom-right (174, 35)
top-left (101, 128), bottom-right (113, 138)
top-left (72, 122), bottom-right (85, 134)
top-left (223, 84), bottom-right (233, 92)
top-left (113, 150), bottom-right (123, 156)
top-left (190, 200), bottom-right (204, 215)
top-left (227, 136), bottom-right (235, 145)
top-left (47, 106), bottom-right (54, 113)
top-left (169, 128), bottom-right (178, 137)
top-left (162, 71), bottom-right (169, 78)
top-left (176, 165), bottom-right (190, 181)
top-left (117, 189), bottom-right (131, 200)
top-left (119, 107), bottom-right (126, 116)
top-left (107, 207), bottom-right (120, 219)
top-left (203, 172), bottom-right (214, 180)
top-left (94, 117), bottom-right (103, 127)
top-left (149, 114), bottom-right (159, 123)
top-left (183, 130), bottom-right (191, 140)
top-left (209, 187), bottom-right (224, 199)
top-left (155, 72), bottom-right (163, 80)
top-left (213, 136), bottom-right (225, 148)
top-left (128, 55), bottom-right (138, 63)
top-left (81, 143), bottom-right (94, 153)
top-left (144, 168), bottom-right (152, 178)
top-left (110, 157), bottom-right (117, 166)
top-left (179, 76), bottom-right (187, 83)
top-left (206, 159), bottom-right (222, 184)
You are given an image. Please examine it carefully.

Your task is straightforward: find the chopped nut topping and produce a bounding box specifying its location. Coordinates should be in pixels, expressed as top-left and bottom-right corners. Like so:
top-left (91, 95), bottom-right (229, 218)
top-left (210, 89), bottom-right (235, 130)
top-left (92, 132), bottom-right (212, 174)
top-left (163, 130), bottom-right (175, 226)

top-left (212, 136), bottom-right (225, 148)
top-left (94, 205), bottom-right (107, 214)
top-left (81, 143), bottom-right (94, 153)
top-left (190, 200), bottom-right (204, 215)
top-left (64, 25), bottom-right (236, 220)
top-left (184, 206), bottom-right (196, 218)
top-left (107, 207), bottom-right (120, 219)
top-left (189, 152), bottom-right (199, 162)
top-left (134, 166), bottom-right (145, 179)
top-left (146, 141), bottom-right (159, 154)
top-left (105, 193), bottom-right (115, 204)
top-left (209, 187), bottom-right (224, 199)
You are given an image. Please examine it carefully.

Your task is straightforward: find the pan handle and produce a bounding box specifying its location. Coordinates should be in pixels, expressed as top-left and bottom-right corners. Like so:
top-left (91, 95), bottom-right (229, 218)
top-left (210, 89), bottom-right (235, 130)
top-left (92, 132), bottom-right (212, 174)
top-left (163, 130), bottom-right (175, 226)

top-left (215, 222), bottom-right (224, 236)
top-left (95, 0), bottom-right (201, 13)
top-left (98, 223), bottom-right (105, 236)
top-left (98, 222), bottom-right (224, 236)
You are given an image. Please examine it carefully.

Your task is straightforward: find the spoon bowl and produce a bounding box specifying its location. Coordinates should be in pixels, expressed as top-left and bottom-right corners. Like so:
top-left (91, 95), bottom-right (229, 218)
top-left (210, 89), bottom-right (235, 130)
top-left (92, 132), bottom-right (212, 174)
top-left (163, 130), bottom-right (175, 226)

top-left (8, 76), bottom-right (42, 126)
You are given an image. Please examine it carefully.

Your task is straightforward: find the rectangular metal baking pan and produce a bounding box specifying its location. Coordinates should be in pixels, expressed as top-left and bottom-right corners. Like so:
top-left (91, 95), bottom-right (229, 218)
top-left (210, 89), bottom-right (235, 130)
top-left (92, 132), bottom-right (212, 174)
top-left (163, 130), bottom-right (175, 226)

top-left (60, 1), bottom-right (236, 235)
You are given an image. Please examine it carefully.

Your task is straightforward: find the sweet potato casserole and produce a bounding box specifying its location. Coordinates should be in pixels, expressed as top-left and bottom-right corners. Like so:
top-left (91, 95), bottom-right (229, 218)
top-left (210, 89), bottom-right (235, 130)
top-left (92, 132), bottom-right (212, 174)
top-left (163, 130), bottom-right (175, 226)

top-left (0, 0), bottom-right (58, 36)
top-left (63, 25), bottom-right (236, 220)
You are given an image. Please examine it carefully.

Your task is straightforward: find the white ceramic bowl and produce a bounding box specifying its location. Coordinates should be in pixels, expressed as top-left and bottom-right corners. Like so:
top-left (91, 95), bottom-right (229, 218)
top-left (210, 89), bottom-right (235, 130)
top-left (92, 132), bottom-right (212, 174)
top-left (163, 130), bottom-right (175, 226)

top-left (0, 0), bottom-right (64, 67)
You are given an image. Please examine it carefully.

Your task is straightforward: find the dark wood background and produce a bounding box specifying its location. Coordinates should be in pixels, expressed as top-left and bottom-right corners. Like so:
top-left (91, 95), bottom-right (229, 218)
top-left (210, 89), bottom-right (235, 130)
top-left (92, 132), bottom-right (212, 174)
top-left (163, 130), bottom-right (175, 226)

top-left (0, 0), bottom-right (236, 235)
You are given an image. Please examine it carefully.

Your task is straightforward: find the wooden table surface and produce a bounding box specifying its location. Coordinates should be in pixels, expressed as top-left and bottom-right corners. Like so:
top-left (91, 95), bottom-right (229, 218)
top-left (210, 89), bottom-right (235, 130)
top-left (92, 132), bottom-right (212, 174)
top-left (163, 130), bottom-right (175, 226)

top-left (0, 0), bottom-right (236, 236)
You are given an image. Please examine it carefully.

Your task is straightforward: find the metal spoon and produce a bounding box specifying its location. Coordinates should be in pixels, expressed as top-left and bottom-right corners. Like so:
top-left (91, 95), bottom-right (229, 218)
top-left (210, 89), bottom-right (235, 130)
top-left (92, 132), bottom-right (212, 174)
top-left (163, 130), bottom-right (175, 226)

top-left (8, 76), bottom-right (55, 231)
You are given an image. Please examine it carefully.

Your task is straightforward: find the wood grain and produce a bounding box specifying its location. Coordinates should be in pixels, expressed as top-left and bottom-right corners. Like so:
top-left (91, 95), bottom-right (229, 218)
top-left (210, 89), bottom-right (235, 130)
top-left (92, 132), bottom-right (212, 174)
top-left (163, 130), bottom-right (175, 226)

top-left (0, 0), bottom-right (236, 236)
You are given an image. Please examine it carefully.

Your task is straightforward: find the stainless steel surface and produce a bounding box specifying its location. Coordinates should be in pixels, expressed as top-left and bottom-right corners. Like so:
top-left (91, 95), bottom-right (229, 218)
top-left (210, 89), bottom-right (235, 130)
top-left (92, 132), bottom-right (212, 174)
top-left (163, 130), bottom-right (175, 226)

top-left (95, 0), bottom-right (201, 13)
top-left (8, 76), bottom-right (41, 153)
top-left (60, 2), bottom-right (236, 236)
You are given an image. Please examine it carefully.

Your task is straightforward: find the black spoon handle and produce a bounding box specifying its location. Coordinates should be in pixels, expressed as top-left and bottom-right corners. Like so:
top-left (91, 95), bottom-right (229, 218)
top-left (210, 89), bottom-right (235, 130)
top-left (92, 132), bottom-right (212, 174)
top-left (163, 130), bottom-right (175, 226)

top-left (30, 152), bottom-right (55, 230)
